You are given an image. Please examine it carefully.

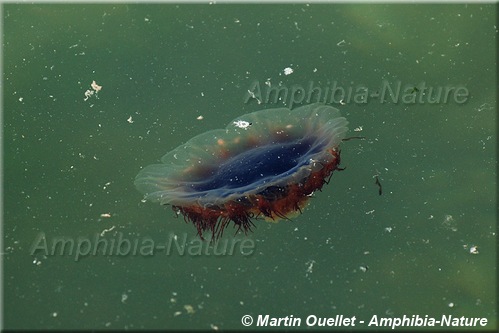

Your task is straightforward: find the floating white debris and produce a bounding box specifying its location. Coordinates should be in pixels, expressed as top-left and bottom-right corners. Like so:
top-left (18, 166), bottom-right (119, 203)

top-left (354, 126), bottom-right (363, 132)
top-left (305, 259), bottom-right (315, 274)
top-left (91, 80), bottom-right (102, 92)
top-left (233, 120), bottom-right (251, 130)
top-left (84, 90), bottom-right (93, 101)
top-left (283, 67), bottom-right (294, 75)
top-left (184, 304), bottom-right (195, 314)
top-left (84, 80), bottom-right (102, 101)
top-left (100, 226), bottom-right (115, 237)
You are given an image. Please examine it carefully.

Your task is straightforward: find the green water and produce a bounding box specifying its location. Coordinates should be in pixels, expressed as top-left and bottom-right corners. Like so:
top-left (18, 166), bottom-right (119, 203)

top-left (3, 3), bottom-right (496, 330)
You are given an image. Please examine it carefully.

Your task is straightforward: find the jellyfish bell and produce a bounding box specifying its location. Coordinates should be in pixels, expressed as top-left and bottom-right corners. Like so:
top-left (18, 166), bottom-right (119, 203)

top-left (135, 103), bottom-right (348, 240)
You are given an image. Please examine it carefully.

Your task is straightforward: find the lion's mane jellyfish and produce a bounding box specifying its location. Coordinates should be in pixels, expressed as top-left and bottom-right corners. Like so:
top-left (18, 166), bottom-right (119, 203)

top-left (135, 103), bottom-right (348, 240)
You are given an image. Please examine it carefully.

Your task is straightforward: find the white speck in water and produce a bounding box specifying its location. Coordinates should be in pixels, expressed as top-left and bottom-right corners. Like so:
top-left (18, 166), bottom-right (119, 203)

top-left (305, 260), bottom-right (316, 275)
top-left (469, 245), bottom-right (479, 255)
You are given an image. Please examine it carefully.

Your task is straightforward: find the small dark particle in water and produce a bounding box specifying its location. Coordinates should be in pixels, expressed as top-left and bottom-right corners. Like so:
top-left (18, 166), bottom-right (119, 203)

top-left (375, 175), bottom-right (382, 196)
top-left (409, 87), bottom-right (420, 94)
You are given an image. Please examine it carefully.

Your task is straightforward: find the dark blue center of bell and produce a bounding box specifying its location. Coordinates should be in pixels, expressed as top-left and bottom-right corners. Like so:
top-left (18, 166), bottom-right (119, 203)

top-left (192, 137), bottom-right (324, 192)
